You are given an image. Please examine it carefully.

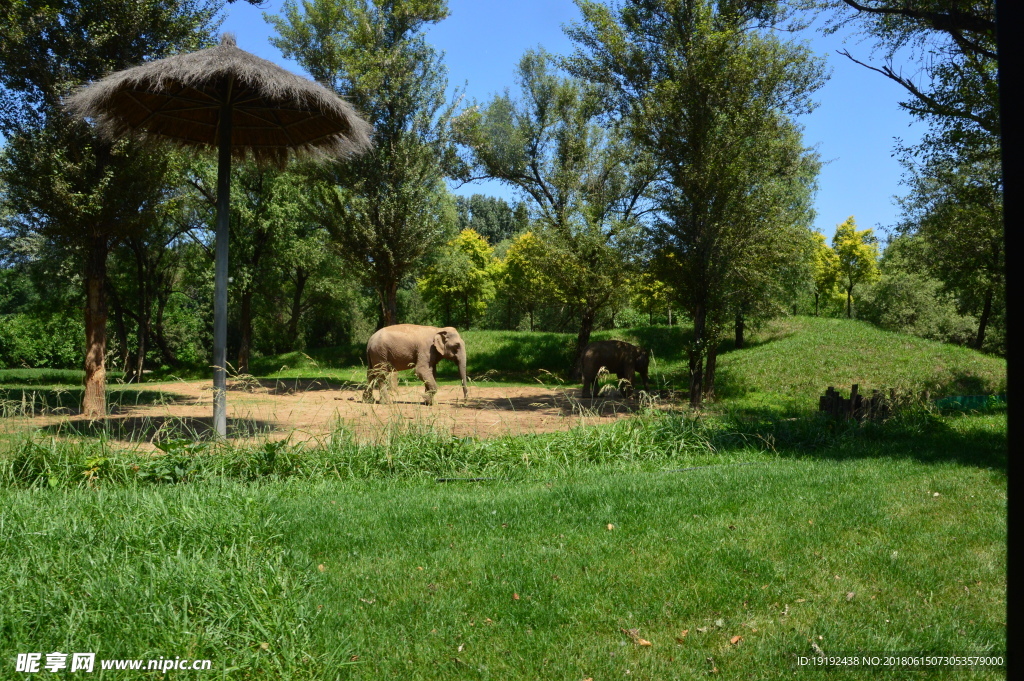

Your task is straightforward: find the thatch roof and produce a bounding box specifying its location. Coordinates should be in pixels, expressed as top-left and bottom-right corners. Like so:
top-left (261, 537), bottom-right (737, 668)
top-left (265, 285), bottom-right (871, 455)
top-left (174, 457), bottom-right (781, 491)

top-left (65, 34), bottom-right (373, 164)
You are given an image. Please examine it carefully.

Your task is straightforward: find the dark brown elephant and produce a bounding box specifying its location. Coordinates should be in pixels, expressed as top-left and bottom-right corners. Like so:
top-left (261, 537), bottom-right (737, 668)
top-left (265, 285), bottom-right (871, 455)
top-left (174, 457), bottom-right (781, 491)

top-left (363, 325), bottom-right (468, 405)
top-left (580, 340), bottom-right (650, 398)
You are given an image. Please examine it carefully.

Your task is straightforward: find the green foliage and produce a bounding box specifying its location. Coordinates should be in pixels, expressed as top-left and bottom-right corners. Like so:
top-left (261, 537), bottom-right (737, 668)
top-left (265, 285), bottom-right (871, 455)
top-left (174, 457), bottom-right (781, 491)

top-left (810, 230), bottom-right (840, 314)
top-left (809, 1), bottom-right (997, 155)
top-left (859, 270), bottom-right (977, 345)
top-left (895, 151), bottom-right (1003, 351)
top-left (454, 194), bottom-right (527, 245)
top-left (0, 312), bottom-right (81, 369)
top-left (831, 216), bottom-right (880, 318)
top-left (269, 0), bottom-right (461, 326)
top-left (418, 228), bottom-right (500, 328)
top-left (456, 48), bottom-right (656, 360)
top-left (564, 0), bottom-right (826, 403)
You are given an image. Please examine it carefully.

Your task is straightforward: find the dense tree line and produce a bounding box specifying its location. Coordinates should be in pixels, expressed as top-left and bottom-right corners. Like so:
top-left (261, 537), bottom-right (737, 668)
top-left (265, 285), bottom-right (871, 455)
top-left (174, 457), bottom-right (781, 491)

top-left (0, 0), bottom-right (1003, 410)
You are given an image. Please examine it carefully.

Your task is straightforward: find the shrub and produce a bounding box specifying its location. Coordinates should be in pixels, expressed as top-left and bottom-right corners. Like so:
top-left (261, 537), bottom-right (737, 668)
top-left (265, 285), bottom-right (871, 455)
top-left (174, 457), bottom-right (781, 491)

top-left (0, 313), bottom-right (82, 369)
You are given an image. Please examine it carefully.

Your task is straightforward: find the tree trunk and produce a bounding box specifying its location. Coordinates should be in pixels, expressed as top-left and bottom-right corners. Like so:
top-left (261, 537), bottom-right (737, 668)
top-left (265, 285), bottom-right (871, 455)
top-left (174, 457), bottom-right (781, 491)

top-left (974, 284), bottom-right (994, 350)
top-left (287, 266), bottom-right (309, 350)
top-left (702, 342), bottom-right (718, 401)
top-left (465, 293), bottom-right (471, 329)
top-left (237, 288), bottom-right (253, 375)
top-left (82, 235), bottom-right (109, 419)
top-left (846, 286), bottom-right (853, 318)
top-left (735, 311), bottom-right (745, 349)
top-left (668, 306), bottom-right (672, 326)
top-left (529, 308), bottom-right (534, 332)
top-left (814, 292), bottom-right (819, 316)
top-left (106, 279), bottom-right (132, 377)
top-left (572, 307), bottom-right (597, 379)
top-left (379, 277), bottom-right (399, 328)
top-left (688, 304), bottom-right (706, 408)
top-left (133, 247), bottom-right (149, 383)
top-left (152, 293), bottom-right (179, 368)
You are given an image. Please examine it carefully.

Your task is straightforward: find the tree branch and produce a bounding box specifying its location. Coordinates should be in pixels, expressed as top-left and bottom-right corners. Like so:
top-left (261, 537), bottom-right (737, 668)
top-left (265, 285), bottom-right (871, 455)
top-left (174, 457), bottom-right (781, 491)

top-left (837, 49), bottom-right (995, 133)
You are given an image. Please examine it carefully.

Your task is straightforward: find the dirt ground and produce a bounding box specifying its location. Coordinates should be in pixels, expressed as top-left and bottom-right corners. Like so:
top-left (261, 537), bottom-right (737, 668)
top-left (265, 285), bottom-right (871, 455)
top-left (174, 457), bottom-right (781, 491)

top-left (4, 378), bottom-right (646, 448)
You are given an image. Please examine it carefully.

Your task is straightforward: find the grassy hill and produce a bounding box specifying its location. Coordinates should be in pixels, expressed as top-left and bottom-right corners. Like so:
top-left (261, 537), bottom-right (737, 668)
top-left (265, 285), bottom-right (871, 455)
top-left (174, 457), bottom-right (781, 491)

top-left (246, 316), bottom-right (1006, 404)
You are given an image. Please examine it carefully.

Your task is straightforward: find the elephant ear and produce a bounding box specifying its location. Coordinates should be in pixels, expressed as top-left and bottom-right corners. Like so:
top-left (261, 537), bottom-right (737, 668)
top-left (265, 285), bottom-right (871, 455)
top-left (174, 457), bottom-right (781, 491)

top-left (433, 331), bottom-right (446, 356)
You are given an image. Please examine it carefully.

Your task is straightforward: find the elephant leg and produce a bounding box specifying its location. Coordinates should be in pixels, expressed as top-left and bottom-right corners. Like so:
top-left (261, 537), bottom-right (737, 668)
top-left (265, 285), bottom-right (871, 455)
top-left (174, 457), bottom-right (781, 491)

top-left (416, 365), bottom-right (438, 406)
top-left (621, 367), bottom-right (636, 397)
top-left (362, 370), bottom-right (375, 403)
top-left (364, 363), bottom-right (387, 403)
top-left (581, 368), bottom-right (595, 398)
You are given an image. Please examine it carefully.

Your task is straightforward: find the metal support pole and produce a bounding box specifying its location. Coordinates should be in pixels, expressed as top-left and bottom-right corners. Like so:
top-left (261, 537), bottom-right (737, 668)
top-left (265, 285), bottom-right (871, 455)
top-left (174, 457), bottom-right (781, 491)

top-left (213, 91), bottom-right (233, 438)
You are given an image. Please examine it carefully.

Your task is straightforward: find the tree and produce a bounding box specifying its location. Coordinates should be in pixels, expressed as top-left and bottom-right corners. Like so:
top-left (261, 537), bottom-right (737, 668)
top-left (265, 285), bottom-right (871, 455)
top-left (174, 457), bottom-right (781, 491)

top-left (811, 230), bottom-right (841, 316)
top-left (0, 0), bottom-right (223, 417)
top-left (831, 216), bottom-right (880, 318)
top-left (456, 49), bottom-right (657, 373)
top-left (418, 228), bottom-right (499, 329)
top-left (810, 1), bottom-right (997, 150)
top-left (895, 152), bottom-right (1003, 349)
top-left (628, 265), bottom-right (676, 326)
top-left (565, 0), bottom-right (826, 406)
top-left (455, 195), bottom-right (528, 246)
top-left (498, 231), bottom-right (559, 331)
top-left (269, 0), bottom-right (461, 327)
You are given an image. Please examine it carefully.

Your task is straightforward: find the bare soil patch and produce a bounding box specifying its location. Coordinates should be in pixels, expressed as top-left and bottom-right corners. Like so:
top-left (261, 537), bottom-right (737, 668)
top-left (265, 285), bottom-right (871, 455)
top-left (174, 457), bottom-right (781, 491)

top-left (4, 380), bottom-right (644, 448)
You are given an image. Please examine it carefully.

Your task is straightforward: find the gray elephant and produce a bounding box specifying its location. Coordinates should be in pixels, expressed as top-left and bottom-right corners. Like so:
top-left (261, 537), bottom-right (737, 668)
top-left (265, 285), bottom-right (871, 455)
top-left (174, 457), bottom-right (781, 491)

top-left (580, 340), bottom-right (650, 398)
top-left (362, 324), bottom-right (468, 406)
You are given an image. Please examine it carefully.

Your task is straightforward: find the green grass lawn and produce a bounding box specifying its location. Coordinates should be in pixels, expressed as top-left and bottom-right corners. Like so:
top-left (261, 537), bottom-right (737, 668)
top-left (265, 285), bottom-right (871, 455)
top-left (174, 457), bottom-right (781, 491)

top-left (0, 455), bottom-right (1005, 679)
top-left (0, 317), bottom-right (1007, 679)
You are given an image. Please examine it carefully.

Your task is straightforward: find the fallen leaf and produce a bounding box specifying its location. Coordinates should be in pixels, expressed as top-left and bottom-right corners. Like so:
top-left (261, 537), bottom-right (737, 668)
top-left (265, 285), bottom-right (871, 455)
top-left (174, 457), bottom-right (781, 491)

top-left (796, 598), bottom-right (806, 603)
top-left (730, 635), bottom-right (743, 645)
top-left (714, 618), bottom-right (724, 628)
top-left (811, 642), bottom-right (825, 656)
top-left (259, 642), bottom-right (269, 651)
top-left (317, 564), bottom-right (325, 572)
top-left (696, 626), bottom-right (709, 633)
top-left (620, 628), bottom-right (652, 646)
top-left (513, 593), bottom-right (520, 601)
top-left (417, 566), bottom-right (424, 571)
top-left (607, 523), bottom-right (615, 530)
top-left (457, 644), bottom-right (464, 653)
top-left (933, 492), bottom-right (940, 497)
top-left (846, 592), bottom-right (855, 601)
top-left (349, 655), bottom-right (359, 662)
top-left (359, 598), bottom-right (375, 604)
top-left (676, 629), bottom-right (689, 642)
top-left (808, 519), bottom-right (814, 525)
top-left (728, 525), bottom-right (736, 530)
top-left (484, 618), bottom-right (493, 624)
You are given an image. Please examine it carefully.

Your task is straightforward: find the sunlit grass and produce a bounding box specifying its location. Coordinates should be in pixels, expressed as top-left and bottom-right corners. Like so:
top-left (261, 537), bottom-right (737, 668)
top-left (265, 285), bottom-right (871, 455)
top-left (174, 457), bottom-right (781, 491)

top-left (0, 317), bottom-right (1007, 679)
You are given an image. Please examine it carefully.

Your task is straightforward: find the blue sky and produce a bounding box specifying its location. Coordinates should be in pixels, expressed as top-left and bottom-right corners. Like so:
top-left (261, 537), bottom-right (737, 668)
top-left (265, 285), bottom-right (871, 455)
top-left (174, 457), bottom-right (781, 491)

top-left (221, 0), bottom-right (928, 241)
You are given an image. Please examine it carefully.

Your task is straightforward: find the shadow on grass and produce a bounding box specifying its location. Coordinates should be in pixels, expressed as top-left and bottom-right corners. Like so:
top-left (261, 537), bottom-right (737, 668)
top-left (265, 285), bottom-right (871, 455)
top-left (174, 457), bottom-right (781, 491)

top-left (37, 415), bottom-right (277, 441)
top-left (455, 388), bottom-right (644, 417)
top-left (927, 369), bottom-right (1003, 397)
top-left (1, 387), bottom-right (196, 417)
top-left (721, 405), bottom-right (1007, 471)
top-left (229, 377), bottom-right (362, 395)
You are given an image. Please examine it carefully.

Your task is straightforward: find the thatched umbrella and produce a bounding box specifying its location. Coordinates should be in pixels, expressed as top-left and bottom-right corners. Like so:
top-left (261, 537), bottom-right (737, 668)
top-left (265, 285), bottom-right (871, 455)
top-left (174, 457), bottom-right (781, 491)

top-left (66, 34), bottom-right (373, 437)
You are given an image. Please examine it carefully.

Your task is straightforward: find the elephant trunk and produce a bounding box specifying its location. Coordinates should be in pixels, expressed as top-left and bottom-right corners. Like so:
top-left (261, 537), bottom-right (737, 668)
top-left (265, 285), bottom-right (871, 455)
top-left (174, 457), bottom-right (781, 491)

top-left (458, 352), bottom-right (468, 399)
